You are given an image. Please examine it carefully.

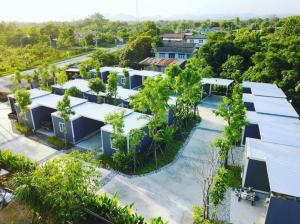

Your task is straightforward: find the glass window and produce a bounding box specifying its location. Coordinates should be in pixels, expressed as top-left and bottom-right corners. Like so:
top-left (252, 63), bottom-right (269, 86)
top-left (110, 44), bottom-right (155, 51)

top-left (59, 122), bottom-right (65, 133)
top-left (121, 77), bottom-right (126, 85)
top-left (179, 54), bottom-right (185, 59)
top-left (169, 53), bottom-right (175, 58)
top-left (159, 53), bottom-right (165, 58)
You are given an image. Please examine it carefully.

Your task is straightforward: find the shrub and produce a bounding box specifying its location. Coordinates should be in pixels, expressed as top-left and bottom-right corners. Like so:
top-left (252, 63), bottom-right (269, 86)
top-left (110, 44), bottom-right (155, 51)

top-left (0, 150), bottom-right (37, 173)
top-left (15, 123), bottom-right (31, 135)
top-left (48, 136), bottom-right (71, 150)
top-left (66, 86), bottom-right (83, 98)
top-left (112, 151), bottom-right (133, 172)
top-left (226, 165), bottom-right (242, 188)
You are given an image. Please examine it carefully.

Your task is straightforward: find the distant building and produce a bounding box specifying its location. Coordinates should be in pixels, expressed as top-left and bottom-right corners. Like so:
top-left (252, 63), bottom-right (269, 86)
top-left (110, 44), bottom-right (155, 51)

top-left (162, 33), bottom-right (186, 42)
top-left (185, 34), bottom-right (208, 48)
top-left (156, 41), bottom-right (195, 60)
top-left (200, 27), bottom-right (221, 35)
top-left (139, 57), bottom-right (186, 73)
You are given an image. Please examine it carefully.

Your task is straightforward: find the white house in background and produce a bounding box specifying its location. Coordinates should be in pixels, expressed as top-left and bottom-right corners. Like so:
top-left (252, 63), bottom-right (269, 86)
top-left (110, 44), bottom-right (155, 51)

top-left (185, 35), bottom-right (208, 48)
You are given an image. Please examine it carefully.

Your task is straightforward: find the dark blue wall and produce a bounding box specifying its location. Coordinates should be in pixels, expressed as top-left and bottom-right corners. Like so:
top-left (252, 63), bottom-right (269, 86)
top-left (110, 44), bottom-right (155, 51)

top-left (136, 127), bottom-right (152, 153)
top-left (244, 159), bottom-right (270, 192)
top-left (130, 75), bottom-right (143, 89)
top-left (52, 87), bottom-right (65, 95)
top-left (244, 102), bottom-right (256, 111)
top-left (102, 130), bottom-right (115, 156)
top-left (32, 106), bottom-right (56, 130)
top-left (243, 87), bottom-right (252, 94)
top-left (168, 108), bottom-right (175, 125)
top-left (72, 117), bottom-right (104, 142)
top-left (266, 197), bottom-right (300, 224)
top-left (102, 127), bottom-right (151, 156)
top-left (202, 84), bottom-right (210, 98)
top-left (101, 71), bottom-right (109, 83)
top-left (52, 115), bottom-right (74, 143)
top-left (8, 96), bottom-right (16, 114)
top-left (243, 124), bottom-right (261, 145)
top-left (83, 92), bottom-right (98, 103)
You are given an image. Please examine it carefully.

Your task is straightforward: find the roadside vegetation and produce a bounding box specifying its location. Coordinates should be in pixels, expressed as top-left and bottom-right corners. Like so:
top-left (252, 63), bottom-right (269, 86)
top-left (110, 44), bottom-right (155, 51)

top-left (0, 150), bottom-right (166, 224)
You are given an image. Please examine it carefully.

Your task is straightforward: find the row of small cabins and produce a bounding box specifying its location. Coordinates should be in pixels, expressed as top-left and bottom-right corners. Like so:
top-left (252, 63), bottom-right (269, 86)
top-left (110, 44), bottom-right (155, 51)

top-left (8, 66), bottom-right (234, 155)
top-left (241, 82), bottom-right (300, 223)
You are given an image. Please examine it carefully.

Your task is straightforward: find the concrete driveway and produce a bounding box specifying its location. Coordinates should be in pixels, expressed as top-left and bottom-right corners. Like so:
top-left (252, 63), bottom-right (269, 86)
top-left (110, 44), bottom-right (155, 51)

top-left (0, 103), bottom-right (57, 162)
top-left (99, 103), bottom-right (226, 223)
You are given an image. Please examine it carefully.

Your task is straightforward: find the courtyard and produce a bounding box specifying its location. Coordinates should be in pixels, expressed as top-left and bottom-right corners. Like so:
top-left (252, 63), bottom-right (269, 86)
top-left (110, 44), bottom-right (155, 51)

top-left (98, 99), bottom-right (227, 223)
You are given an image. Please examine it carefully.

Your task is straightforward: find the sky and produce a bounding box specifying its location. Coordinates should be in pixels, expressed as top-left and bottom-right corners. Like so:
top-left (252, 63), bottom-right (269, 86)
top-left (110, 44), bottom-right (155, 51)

top-left (0, 0), bottom-right (299, 22)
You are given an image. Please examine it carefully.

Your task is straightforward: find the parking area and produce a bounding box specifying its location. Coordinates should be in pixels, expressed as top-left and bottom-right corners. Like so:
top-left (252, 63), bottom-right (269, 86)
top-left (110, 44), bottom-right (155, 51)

top-left (99, 101), bottom-right (226, 223)
top-left (230, 191), bottom-right (267, 224)
top-left (0, 103), bottom-right (57, 162)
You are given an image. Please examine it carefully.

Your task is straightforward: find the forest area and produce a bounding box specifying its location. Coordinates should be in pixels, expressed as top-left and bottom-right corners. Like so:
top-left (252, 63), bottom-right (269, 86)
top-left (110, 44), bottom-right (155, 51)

top-left (1, 14), bottom-right (299, 110)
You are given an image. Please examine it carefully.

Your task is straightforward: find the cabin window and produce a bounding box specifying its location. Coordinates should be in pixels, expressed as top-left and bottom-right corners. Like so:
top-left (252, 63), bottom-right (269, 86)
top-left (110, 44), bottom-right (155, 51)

top-left (121, 77), bottom-right (126, 85)
top-left (59, 122), bottom-right (65, 133)
top-left (110, 136), bottom-right (116, 150)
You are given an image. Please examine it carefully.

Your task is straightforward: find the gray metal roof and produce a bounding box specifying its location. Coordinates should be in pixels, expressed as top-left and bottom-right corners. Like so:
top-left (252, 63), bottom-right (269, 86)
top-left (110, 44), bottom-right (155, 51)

top-left (9, 88), bottom-right (50, 100)
top-left (102, 112), bottom-right (150, 136)
top-left (52, 79), bottom-right (90, 93)
top-left (242, 81), bottom-right (286, 98)
top-left (246, 111), bottom-right (300, 148)
top-left (202, 78), bottom-right (234, 87)
top-left (246, 138), bottom-right (300, 197)
top-left (30, 94), bottom-right (87, 110)
top-left (243, 94), bottom-right (299, 118)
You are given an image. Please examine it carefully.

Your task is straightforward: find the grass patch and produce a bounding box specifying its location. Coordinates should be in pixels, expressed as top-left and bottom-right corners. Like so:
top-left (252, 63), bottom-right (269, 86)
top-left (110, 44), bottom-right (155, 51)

top-left (15, 123), bottom-right (31, 135)
top-left (226, 165), bottom-right (242, 189)
top-left (134, 122), bottom-right (198, 175)
top-left (48, 136), bottom-right (72, 150)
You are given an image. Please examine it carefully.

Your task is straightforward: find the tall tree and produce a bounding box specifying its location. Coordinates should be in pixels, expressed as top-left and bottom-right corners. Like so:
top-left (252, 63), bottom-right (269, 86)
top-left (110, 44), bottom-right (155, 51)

top-left (123, 69), bottom-right (130, 89)
top-left (56, 70), bottom-right (68, 85)
top-left (130, 75), bottom-right (171, 167)
top-left (107, 71), bottom-right (119, 105)
top-left (12, 151), bottom-right (101, 224)
top-left (128, 129), bottom-right (146, 173)
top-left (88, 78), bottom-right (106, 103)
top-left (56, 93), bottom-right (74, 146)
top-left (15, 89), bottom-right (32, 122)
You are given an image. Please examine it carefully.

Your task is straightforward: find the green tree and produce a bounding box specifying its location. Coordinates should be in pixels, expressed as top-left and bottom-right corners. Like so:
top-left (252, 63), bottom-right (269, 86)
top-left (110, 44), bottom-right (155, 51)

top-left (107, 71), bottom-right (119, 104)
top-left (123, 69), bottom-right (130, 89)
top-left (79, 62), bottom-right (90, 79)
top-left (12, 151), bottom-right (101, 224)
top-left (128, 129), bottom-right (146, 173)
top-left (57, 25), bottom-right (75, 48)
top-left (88, 77), bottom-right (106, 103)
top-left (56, 93), bottom-right (74, 146)
top-left (130, 75), bottom-right (171, 167)
top-left (211, 167), bottom-right (228, 207)
top-left (166, 63), bottom-right (202, 128)
top-left (220, 55), bottom-right (244, 82)
top-left (49, 64), bottom-right (58, 84)
top-left (15, 89), bottom-right (32, 121)
top-left (119, 35), bottom-right (153, 69)
top-left (56, 69), bottom-right (68, 85)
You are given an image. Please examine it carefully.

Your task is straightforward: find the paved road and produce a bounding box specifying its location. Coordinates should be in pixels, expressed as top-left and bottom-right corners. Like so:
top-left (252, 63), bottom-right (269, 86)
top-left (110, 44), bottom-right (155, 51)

top-left (0, 46), bottom-right (123, 93)
top-left (99, 101), bottom-right (226, 224)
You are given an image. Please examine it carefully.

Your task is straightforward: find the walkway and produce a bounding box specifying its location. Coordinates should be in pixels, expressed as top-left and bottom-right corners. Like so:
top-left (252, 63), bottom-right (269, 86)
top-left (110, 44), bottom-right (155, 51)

top-left (0, 103), bottom-right (57, 163)
top-left (99, 102), bottom-right (226, 223)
